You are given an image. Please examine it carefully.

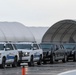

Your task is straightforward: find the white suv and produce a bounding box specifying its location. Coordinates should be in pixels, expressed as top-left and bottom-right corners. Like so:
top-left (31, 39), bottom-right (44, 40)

top-left (13, 42), bottom-right (43, 66)
top-left (0, 42), bottom-right (19, 68)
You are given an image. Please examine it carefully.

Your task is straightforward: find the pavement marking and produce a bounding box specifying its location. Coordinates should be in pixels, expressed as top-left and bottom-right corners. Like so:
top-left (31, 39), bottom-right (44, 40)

top-left (26, 73), bottom-right (56, 74)
top-left (58, 70), bottom-right (76, 75)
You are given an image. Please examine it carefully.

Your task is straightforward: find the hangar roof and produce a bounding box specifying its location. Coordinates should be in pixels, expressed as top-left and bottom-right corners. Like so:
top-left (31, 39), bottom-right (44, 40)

top-left (42, 19), bottom-right (76, 43)
top-left (0, 22), bottom-right (35, 42)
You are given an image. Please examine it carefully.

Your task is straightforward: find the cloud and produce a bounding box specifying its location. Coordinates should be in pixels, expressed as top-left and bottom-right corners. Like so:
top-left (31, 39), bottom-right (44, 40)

top-left (0, 0), bottom-right (76, 27)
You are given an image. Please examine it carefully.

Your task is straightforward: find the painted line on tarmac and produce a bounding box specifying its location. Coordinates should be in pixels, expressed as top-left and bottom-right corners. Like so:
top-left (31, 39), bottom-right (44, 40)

top-left (58, 69), bottom-right (76, 75)
top-left (26, 73), bottom-right (55, 74)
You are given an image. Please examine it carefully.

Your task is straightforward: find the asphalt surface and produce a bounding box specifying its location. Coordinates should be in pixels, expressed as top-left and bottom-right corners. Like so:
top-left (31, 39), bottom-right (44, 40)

top-left (0, 61), bottom-right (76, 75)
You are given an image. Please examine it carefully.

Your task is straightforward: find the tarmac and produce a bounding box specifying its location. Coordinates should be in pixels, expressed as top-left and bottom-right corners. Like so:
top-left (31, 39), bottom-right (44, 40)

top-left (0, 61), bottom-right (76, 75)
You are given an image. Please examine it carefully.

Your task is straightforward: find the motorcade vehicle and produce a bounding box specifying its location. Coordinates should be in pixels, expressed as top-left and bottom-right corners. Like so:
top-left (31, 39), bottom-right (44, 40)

top-left (13, 42), bottom-right (43, 66)
top-left (40, 43), bottom-right (67, 64)
top-left (0, 42), bottom-right (19, 68)
top-left (61, 43), bottom-right (76, 61)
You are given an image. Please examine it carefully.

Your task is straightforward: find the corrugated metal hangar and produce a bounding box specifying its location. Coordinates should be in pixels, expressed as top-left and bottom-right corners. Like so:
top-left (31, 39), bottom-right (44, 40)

top-left (42, 19), bottom-right (76, 43)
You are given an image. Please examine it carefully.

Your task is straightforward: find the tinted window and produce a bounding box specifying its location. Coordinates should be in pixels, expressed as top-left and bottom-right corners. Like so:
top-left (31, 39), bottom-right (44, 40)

top-left (60, 45), bottom-right (64, 49)
top-left (0, 44), bottom-right (4, 50)
top-left (33, 44), bottom-right (39, 50)
top-left (40, 44), bottom-right (53, 50)
top-left (5, 44), bottom-right (13, 50)
top-left (14, 44), bottom-right (32, 50)
top-left (63, 44), bottom-right (75, 49)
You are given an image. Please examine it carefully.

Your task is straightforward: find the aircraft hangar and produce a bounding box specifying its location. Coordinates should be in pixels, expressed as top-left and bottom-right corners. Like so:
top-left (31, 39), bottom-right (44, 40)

top-left (0, 22), bottom-right (35, 42)
top-left (42, 19), bottom-right (76, 43)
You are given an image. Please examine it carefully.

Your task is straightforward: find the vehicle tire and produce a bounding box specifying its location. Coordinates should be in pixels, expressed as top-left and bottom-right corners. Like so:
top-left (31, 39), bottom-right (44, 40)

top-left (37, 55), bottom-right (42, 65)
top-left (50, 54), bottom-right (55, 64)
top-left (55, 60), bottom-right (58, 62)
top-left (62, 54), bottom-right (67, 63)
top-left (1, 57), bottom-right (6, 69)
top-left (17, 61), bottom-right (21, 66)
top-left (28, 56), bottom-right (34, 67)
top-left (67, 58), bottom-right (69, 62)
top-left (12, 56), bottom-right (17, 67)
top-left (73, 52), bottom-right (76, 62)
top-left (43, 60), bottom-right (47, 64)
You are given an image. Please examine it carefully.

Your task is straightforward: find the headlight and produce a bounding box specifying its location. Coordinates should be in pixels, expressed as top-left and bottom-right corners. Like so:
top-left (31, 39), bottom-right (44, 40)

top-left (23, 52), bottom-right (30, 56)
top-left (0, 53), bottom-right (1, 58)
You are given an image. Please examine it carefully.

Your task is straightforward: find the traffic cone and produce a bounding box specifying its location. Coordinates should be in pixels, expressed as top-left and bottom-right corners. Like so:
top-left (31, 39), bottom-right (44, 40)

top-left (22, 66), bottom-right (25, 75)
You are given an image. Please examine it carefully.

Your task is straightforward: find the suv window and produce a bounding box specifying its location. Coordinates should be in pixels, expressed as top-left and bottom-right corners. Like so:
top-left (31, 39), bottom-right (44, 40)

top-left (60, 45), bottom-right (64, 49)
top-left (55, 45), bottom-right (59, 50)
top-left (13, 44), bottom-right (31, 50)
top-left (63, 44), bottom-right (75, 49)
top-left (0, 44), bottom-right (4, 50)
top-left (33, 44), bottom-right (39, 50)
top-left (5, 44), bottom-right (13, 50)
top-left (40, 44), bottom-right (53, 49)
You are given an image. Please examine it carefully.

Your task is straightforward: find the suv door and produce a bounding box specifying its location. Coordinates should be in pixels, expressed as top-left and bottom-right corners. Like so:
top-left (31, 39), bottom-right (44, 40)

top-left (54, 45), bottom-right (60, 59)
top-left (33, 44), bottom-right (40, 61)
top-left (5, 44), bottom-right (15, 63)
top-left (59, 45), bottom-right (65, 58)
top-left (54, 44), bottom-right (64, 60)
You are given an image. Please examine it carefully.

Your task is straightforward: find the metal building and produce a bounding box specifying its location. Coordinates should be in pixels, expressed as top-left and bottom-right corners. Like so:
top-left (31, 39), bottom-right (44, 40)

top-left (0, 22), bottom-right (35, 42)
top-left (42, 19), bottom-right (76, 43)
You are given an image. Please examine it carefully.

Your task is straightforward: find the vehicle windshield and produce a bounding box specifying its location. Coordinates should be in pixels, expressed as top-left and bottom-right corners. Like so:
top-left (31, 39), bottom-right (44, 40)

top-left (0, 44), bottom-right (4, 50)
top-left (40, 44), bottom-right (53, 50)
top-left (63, 44), bottom-right (75, 49)
top-left (14, 44), bottom-right (32, 50)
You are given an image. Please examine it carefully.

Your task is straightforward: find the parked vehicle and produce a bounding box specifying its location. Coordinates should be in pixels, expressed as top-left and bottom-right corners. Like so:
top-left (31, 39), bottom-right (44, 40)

top-left (61, 43), bottom-right (76, 61)
top-left (40, 43), bottom-right (67, 64)
top-left (0, 42), bottom-right (19, 68)
top-left (13, 42), bottom-right (43, 66)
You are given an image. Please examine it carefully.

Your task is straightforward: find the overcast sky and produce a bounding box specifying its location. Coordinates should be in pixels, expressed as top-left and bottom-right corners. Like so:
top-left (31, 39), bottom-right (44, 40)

top-left (0, 0), bottom-right (76, 27)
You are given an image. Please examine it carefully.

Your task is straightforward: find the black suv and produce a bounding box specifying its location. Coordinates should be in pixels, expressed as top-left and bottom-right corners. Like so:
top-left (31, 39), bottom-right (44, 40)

top-left (40, 43), bottom-right (67, 64)
top-left (61, 43), bottom-right (76, 61)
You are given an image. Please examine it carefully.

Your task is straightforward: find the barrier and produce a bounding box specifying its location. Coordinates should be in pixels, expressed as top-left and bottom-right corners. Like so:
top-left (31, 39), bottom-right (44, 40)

top-left (21, 63), bottom-right (28, 75)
